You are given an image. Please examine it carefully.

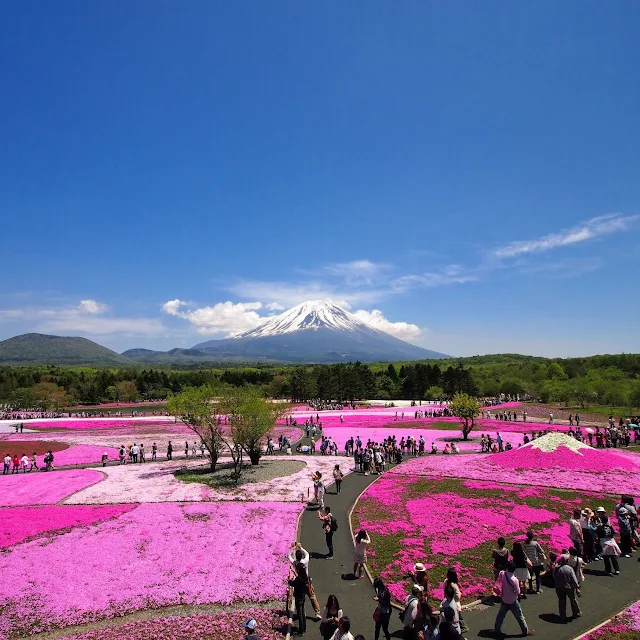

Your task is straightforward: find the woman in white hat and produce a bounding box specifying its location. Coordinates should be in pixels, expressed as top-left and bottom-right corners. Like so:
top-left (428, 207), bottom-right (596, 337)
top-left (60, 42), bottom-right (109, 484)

top-left (408, 562), bottom-right (429, 595)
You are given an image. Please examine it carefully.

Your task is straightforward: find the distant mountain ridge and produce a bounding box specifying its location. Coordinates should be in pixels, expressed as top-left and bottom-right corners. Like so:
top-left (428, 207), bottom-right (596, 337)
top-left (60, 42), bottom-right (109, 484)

top-left (0, 333), bottom-right (126, 365)
top-left (0, 301), bottom-right (449, 365)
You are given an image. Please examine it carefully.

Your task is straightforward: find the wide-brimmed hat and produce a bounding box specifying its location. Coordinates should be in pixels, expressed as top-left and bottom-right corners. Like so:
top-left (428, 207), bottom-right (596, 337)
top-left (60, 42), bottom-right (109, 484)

top-left (596, 506), bottom-right (606, 513)
top-left (414, 562), bottom-right (426, 572)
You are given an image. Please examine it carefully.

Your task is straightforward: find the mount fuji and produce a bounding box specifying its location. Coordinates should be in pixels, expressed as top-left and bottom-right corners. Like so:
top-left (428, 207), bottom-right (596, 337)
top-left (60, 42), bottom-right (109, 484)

top-left (191, 300), bottom-right (449, 363)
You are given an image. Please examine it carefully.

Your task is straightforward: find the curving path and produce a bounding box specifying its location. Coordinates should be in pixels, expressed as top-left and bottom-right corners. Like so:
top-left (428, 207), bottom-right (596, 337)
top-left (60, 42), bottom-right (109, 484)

top-left (300, 459), bottom-right (640, 640)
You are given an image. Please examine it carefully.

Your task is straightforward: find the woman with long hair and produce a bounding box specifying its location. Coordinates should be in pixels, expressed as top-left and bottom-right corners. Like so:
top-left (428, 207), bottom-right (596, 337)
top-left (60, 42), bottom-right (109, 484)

top-left (372, 577), bottom-right (391, 640)
top-left (354, 529), bottom-right (371, 578)
top-left (511, 541), bottom-right (531, 599)
top-left (320, 594), bottom-right (342, 639)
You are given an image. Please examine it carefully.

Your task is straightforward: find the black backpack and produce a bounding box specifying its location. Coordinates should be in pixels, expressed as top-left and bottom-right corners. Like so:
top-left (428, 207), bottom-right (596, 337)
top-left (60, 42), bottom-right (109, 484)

top-left (330, 516), bottom-right (338, 531)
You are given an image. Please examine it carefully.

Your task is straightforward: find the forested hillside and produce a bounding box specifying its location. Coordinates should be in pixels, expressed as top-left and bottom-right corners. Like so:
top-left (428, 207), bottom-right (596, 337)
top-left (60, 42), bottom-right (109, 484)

top-left (1, 353), bottom-right (639, 409)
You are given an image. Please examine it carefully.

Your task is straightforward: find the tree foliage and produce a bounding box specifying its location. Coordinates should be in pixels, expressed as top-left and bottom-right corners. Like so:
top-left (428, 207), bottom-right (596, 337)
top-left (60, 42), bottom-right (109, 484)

top-left (449, 392), bottom-right (481, 440)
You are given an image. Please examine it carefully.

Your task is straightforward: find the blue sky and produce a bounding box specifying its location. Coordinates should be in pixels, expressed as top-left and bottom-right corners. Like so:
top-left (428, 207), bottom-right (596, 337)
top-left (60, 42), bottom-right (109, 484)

top-left (1, 2), bottom-right (638, 357)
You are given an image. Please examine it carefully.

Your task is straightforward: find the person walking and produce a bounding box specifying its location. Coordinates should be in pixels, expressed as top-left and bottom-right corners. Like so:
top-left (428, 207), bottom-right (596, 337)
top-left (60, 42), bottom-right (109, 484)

top-left (167, 441), bottom-right (173, 460)
top-left (333, 464), bottom-right (343, 494)
top-left (3, 453), bottom-right (11, 475)
top-left (139, 443), bottom-right (145, 462)
top-left (492, 561), bottom-right (535, 637)
top-left (553, 555), bottom-right (582, 622)
top-left (353, 529), bottom-right (371, 578)
top-left (373, 577), bottom-right (392, 640)
top-left (319, 506), bottom-right (337, 559)
top-left (131, 443), bottom-right (139, 463)
top-left (523, 531), bottom-right (546, 594)
top-left (29, 452), bottom-right (38, 472)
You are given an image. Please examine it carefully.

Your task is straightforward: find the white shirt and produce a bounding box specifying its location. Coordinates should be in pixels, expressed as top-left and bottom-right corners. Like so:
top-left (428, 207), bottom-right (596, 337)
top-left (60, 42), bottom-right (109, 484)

top-left (288, 546), bottom-right (309, 570)
top-left (329, 631), bottom-right (353, 640)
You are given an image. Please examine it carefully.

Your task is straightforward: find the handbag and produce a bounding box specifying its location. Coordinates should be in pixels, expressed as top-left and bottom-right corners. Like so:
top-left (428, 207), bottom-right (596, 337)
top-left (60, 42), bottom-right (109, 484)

top-left (373, 607), bottom-right (381, 622)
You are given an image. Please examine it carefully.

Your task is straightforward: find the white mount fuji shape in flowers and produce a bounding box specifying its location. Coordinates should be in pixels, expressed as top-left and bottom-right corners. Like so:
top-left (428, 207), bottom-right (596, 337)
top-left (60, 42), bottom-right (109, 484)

top-left (193, 300), bottom-right (450, 363)
top-left (523, 432), bottom-right (593, 455)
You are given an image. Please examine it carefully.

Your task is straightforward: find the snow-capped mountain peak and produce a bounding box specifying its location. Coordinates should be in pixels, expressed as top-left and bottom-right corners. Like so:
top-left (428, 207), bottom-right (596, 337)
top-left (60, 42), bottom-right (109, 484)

top-left (234, 300), bottom-right (372, 339)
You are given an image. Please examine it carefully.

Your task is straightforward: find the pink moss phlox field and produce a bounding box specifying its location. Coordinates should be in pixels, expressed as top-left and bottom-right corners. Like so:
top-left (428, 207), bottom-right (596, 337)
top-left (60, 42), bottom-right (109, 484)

top-left (52, 445), bottom-right (121, 466)
top-left (0, 502), bottom-right (299, 636)
top-left (493, 444), bottom-right (638, 472)
top-left (59, 608), bottom-right (286, 640)
top-left (0, 469), bottom-right (104, 506)
top-left (0, 504), bottom-right (137, 548)
top-left (322, 426), bottom-right (522, 451)
top-left (16, 419), bottom-right (180, 431)
top-left (389, 450), bottom-right (640, 494)
top-left (65, 455), bottom-right (350, 504)
top-left (353, 472), bottom-right (605, 602)
top-left (582, 601), bottom-right (640, 639)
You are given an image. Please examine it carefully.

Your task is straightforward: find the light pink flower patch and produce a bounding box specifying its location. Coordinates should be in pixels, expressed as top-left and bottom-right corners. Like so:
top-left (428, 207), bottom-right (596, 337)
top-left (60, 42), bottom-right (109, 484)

top-left (0, 469), bottom-right (104, 506)
top-left (0, 504), bottom-right (137, 548)
top-left (0, 501), bottom-right (299, 636)
top-left (65, 456), bottom-right (351, 504)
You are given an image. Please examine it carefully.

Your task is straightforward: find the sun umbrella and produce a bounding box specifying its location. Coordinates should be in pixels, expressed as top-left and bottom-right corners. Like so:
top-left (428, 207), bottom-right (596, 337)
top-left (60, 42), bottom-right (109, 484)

top-left (585, 427), bottom-right (595, 434)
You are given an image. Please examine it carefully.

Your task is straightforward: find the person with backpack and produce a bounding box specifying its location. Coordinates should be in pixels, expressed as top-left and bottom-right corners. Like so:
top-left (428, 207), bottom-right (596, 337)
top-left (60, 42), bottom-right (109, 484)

top-left (492, 561), bottom-right (535, 637)
top-left (319, 506), bottom-right (337, 559)
top-left (553, 555), bottom-right (581, 621)
top-left (595, 510), bottom-right (621, 575)
top-left (401, 584), bottom-right (421, 639)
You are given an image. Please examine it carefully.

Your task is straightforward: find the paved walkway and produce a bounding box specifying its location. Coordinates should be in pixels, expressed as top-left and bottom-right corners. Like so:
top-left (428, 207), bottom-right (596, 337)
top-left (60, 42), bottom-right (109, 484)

top-left (298, 461), bottom-right (640, 640)
top-left (298, 464), bottom-right (406, 639)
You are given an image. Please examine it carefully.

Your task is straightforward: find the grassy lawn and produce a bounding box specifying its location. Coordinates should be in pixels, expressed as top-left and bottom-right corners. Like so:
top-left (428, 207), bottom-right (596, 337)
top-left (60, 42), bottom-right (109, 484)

top-left (175, 459), bottom-right (305, 488)
top-left (352, 476), bottom-right (617, 603)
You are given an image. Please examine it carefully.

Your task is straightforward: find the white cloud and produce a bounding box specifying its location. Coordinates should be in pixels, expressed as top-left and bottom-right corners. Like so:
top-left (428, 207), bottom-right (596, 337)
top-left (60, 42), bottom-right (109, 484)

top-left (354, 308), bottom-right (425, 341)
top-left (493, 214), bottom-right (639, 259)
top-left (162, 300), bottom-right (267, 336)
top-left (78, 299), bottom-right (108, 315)
top-left (323, 259), bottom-right (391, 285)
top-left (266, 302), bottom-right (285, 311)
top-left (0, 300), bottom-right (164, 337)
top-left (390, 265), bottom-right (477, 291)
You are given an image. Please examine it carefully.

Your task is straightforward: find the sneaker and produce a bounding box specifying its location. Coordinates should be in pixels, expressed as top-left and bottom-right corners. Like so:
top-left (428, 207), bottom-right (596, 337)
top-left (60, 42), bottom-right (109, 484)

top-left (313, 614), bottom-right (322, 621)
top-left (326, 555), bottom-right (333, 559)
top-left (623, 554), bottom-right (632, 558)
top-left (615, 570), bottom-right (620, 574)
top-left (607, 572), bottom-right (614, 576)
top-left (535, 589), bottom-right (543, 594)
top-left (575, 613), bottom-right (583, 617)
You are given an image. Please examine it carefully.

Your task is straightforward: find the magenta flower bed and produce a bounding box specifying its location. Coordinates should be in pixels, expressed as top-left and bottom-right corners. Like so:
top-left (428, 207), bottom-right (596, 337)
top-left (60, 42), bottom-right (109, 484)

top-left (0, 469), bottom-right (104, 506)
top-left (389, 441), bottom-right (640, 494)
top-left (352, 473), bottom-right (614, 603)
top-left (0, 501), bottom-right (299, 636)
top-left (59, 607), bottom-right (286, 640)
top-left (582, 601), bottom-right (640, 639)
top-left (21, 419), bottom-right (181, 431)
top-left (53, 445), bottom-right (121, 466)
top-left (322, 426), bottom-right (523, 451)
top-left (0, 504), bottom-right (137, 548)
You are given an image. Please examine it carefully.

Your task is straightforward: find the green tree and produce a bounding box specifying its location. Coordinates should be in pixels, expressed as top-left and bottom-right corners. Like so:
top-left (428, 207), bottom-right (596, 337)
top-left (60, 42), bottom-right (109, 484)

top-left (223, 387), bottom-right (287, 465)
top-left (167, 385), bottom-right (226, 472)
top-left (630, 383), bottom-right (640, 409)
top-left (105, 386), bottom-right (118, 402)
top-left (115, 380), bottom-right (138, 402)
top-left (424, 385), bottom-right (444, 401)
top-left (547, 362), bottom-right (568, 380)
top-left (449, 392), bottom-right (481, 440)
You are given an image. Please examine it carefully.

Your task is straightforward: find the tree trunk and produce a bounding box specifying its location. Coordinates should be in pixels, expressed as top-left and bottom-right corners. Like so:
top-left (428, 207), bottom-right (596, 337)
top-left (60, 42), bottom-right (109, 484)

top-left (462, 418), bottom-right (471, 440)
top-left (248, 449), bottom-right (261, 466)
